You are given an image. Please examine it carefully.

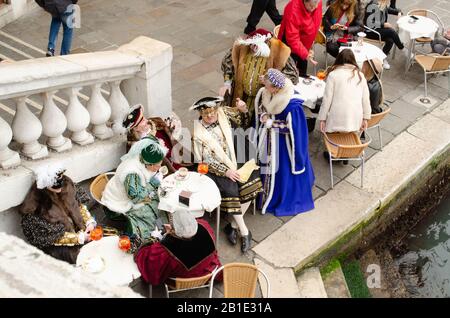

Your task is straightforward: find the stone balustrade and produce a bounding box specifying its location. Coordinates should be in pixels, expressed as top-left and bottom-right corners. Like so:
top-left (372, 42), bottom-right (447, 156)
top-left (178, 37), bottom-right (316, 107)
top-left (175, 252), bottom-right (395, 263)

top-left (0, 36), bottom-right (172, 214)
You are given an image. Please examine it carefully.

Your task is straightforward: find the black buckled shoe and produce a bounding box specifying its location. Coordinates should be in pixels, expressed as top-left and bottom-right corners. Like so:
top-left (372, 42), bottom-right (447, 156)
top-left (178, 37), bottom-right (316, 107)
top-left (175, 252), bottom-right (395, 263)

top-left (241, 231), bottom-right (252, 253)
top-left (224, 223), bottom-right (238, 245)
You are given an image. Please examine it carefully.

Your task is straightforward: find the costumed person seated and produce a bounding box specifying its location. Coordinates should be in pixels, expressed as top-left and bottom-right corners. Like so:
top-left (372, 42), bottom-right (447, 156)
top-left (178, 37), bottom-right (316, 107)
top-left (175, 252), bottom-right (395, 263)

top-left (123, 104), bottom-right (188, 173)
top-left (219, 28), bottom-right (299, 128)
top-left (323, 0), bottom-right (363, 58)
top-left (101, 136), bottom-right (169, 240)
top-left (191, 97), bottom-right (263, 253)
top-left (135, 208), bottom-right (222, 287)
top-left (255, 68), bottom-right (315, 216)
top-left (19, 163), bottom-right (98, 264)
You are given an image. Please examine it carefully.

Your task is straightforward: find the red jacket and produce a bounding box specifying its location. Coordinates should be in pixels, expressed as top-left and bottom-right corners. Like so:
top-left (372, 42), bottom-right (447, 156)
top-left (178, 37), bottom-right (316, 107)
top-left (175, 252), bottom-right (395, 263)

top-left (279, 0), bottom-right (323, 60)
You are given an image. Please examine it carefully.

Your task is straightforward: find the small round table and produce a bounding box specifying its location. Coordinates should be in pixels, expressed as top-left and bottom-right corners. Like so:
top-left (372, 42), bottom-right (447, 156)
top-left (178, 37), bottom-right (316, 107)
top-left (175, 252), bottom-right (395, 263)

top-left (158, 171), bottom-right (222, 242)
top-left (397, 15), bottom-right (439, 74)
top-left (76, 236), bottom-right (141, 286)
top-left (339, 41), bottom-right (387, 69)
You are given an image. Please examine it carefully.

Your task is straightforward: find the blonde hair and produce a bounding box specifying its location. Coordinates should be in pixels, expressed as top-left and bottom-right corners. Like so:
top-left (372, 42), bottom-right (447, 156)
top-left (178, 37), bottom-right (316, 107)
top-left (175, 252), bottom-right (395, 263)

top-left (378, 0), bottom-right (389, 10)
top-left (330, 0), bottom-right (357, 23)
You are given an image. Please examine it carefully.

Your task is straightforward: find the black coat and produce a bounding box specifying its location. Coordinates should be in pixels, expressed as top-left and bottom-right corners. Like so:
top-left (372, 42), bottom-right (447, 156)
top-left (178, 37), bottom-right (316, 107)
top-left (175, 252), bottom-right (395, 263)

top-left (367, 77), bottom-right (383, 114)
top-left (35, 0), bottom-right (78, 17)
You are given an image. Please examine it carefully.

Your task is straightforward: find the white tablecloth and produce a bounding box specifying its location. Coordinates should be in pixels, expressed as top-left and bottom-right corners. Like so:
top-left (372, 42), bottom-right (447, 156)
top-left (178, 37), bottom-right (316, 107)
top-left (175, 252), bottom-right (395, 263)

top-left (339, 42), bottom-right (387, 68)
top-left (294, 76), bottom-right (325, 110)
top-left (158, 171), bottom-right (221, 218)
top-left (398, 15), bottom-right (439, 44)
top-left (76, 236), bottom-right (141, 286)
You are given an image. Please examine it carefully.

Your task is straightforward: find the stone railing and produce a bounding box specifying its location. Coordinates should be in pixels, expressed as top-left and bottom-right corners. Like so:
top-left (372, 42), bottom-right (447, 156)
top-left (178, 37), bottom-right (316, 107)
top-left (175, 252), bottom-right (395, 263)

top-left (0, 36), bottom-right (172, 214)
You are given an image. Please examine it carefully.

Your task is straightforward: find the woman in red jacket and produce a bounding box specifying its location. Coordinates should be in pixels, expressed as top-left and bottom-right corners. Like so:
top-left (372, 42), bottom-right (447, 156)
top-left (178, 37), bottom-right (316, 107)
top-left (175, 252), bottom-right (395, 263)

top-left (279, 0), bottom-right (323, 76)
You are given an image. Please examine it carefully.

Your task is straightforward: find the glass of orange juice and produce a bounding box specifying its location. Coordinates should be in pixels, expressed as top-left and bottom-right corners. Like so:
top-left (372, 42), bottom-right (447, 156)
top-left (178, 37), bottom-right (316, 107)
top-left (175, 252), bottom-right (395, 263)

top-left (90, 226), bottom-right (103, 241)
top-left (118, 235), bottom-right (131, 252)
top-left (197, 163), bottom-right (209, 175)
top-left (316, 69), bottom-right (327, 81)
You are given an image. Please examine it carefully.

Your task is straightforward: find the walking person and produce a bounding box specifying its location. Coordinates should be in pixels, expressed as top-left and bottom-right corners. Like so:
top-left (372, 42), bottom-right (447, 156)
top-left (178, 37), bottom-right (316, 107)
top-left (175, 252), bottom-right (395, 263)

top-left (244, 0), bottom-right (283, 35)
top-left (35, 0), bottom-right (78, 56)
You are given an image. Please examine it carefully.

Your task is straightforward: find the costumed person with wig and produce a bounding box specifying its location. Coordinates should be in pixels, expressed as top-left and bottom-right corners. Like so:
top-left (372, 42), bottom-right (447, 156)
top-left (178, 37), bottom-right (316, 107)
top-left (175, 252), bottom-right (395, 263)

top-left (101, 136), bottom-right (169, 240)
top-left (255, 68), bottom-right (315, 216)
top-left (191, 97), bottom-right (263, 253)
top-left (219, 29), bottom-right (299, 128)
top-left (19, 163), bottom-right (98, 264)
top-left (123, 104), bottom-right (189, 173)
top-left (135, 208), bottom-right (222, 286)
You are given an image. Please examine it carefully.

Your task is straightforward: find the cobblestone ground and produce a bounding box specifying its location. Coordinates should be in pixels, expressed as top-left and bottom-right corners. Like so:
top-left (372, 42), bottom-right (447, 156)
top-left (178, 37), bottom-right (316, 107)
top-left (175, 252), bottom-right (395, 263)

top-left (1, 0), bottom-right (449, 297)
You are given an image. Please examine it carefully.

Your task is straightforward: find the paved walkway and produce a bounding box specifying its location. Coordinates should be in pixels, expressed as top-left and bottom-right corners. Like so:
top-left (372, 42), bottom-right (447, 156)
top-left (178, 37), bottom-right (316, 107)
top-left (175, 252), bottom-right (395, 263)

top-left (1, 0), bottom-right (449, 297)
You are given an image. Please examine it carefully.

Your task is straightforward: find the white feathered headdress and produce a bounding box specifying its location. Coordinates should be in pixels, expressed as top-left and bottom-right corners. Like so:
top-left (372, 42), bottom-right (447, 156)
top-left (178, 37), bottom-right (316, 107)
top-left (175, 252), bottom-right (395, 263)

top-left (120, 136), bottom-right (168, 163)
top-left (237, 33), bottom-right (272, 57)
top-left (34, 162), bottom-right (66, 189)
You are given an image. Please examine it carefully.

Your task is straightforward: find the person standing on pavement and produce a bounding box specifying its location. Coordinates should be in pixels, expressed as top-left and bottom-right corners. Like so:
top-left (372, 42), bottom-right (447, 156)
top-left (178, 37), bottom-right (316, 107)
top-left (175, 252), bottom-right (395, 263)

top-left (278, 0), bottom-right (323, 76)
top-left (244, 0), bottom-right (283, 35)
top-left (35, 0), bottom-right (78, 56)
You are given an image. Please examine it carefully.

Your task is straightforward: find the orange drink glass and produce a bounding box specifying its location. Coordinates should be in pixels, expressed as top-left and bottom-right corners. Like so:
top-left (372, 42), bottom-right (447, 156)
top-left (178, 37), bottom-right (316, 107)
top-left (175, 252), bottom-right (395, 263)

top-left (90, 226), bottom-right (103, 241)
top-left (118, 235), bottom-right (131, 252)
top-left (197, 163), bottom-right (209, 175)
top-left (316, 69), bottom-right (327, 81)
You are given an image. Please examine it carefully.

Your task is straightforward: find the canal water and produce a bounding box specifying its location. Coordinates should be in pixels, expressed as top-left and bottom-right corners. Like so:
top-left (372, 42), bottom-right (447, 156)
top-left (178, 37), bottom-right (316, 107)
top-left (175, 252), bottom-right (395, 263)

top-left (394, 194), bottom-right (450, 298)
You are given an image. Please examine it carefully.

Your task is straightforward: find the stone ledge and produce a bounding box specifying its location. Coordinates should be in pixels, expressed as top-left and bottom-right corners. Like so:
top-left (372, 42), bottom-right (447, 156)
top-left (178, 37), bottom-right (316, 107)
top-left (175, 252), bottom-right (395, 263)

top-left (0, 232), bottom-right (142, 298)
top-left (296, 267), bottom-right (328, 298)
top-left (253, 181), bottom-right (379, 270)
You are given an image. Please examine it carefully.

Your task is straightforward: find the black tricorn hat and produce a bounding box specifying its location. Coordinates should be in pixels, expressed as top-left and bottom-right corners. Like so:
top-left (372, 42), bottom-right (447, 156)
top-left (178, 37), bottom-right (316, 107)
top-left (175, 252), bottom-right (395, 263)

top-left (123, 104), bottom-right (144, 130)
top-left (189, 96), bottom-right (223, 111)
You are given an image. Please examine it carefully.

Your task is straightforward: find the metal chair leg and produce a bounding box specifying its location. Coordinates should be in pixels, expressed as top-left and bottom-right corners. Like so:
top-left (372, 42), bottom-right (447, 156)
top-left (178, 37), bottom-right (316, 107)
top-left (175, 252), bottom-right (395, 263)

top-left (252, 199), bottom-right (256, 215)
top-left (378, 125), bottom-right (383, 149)
top-left (329, 156), bottom-right (334, 189)
top-left (149, 284), bottom-right (153, 298)
top-left (420, 71), bottom-right (431, 104)
top-left (361, 154), bottom-right (365, 189)
top-left (216, 207), bottom-right (220, 246)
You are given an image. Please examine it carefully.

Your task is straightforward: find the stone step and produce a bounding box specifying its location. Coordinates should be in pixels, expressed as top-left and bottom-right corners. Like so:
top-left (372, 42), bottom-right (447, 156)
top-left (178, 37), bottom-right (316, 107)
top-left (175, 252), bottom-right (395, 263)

top-left (296, 267), bottom-right (328, 298)
top-left (321, 261), bottom-right (351, 298)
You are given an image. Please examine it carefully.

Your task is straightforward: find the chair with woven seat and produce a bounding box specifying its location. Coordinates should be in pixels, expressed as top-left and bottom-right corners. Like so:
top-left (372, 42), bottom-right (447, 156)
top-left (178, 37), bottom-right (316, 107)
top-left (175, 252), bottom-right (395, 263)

top-left (89, 172), bottom-right (115, 205)
top-left (323, 132), bottom-right (371, 189)
top-left (148, 266), bottom-right (218, 298)
top-left (209, 262), bottom-right (270, 298)
top-left (367, 107), bottom-right (391, 149)
top-left (414, 54), bottom-right (450, 104)
top-left (314, 27), bottom-right (329, 70)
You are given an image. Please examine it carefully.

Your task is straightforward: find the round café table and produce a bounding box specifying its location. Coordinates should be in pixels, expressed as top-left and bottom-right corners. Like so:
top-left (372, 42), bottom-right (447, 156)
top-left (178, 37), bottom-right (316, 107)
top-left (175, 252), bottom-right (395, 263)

top-left (158, 171), bottom-right (222, 243)
top-left (397, 15), bottom-right (439, 74)
top-left (339, 41), bottom-right (387, 69)
top-left (294, 76), bottom-right (326, 119)
top-left (76, 235), bottom-right (141, 286)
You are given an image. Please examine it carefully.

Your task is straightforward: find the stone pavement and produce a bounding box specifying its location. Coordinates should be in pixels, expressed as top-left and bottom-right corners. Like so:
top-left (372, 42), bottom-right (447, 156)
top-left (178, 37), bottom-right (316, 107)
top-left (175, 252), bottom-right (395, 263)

top-left (1, 0), bottom-right (449, 297)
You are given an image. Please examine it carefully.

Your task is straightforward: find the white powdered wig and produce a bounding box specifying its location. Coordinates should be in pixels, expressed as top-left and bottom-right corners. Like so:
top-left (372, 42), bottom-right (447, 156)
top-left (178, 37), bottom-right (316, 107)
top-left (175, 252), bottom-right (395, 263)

top-left (34, 162), bottom-right (66, 189)
top-left (172, 208), bottom-right (198, 239)
top-left (237, 33), bottom-right (272, 57)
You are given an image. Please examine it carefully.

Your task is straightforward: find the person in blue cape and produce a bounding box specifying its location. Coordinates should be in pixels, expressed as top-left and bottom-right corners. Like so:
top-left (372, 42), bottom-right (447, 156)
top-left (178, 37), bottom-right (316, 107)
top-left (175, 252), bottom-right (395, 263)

top-left (255, 68), bottom-right (315, 216)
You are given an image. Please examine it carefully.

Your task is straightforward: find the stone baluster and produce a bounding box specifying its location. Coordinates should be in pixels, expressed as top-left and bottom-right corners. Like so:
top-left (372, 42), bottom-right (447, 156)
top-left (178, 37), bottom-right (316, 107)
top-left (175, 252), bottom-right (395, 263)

top-left (11, 96), bottom-right (48, 159)
top-left (64, 87), bottom-right (94, 146)
top-left (86, 83), bottom-right (113, 140)
top-left (0, 116), bottom-right (20, 169)
top-left (40, 90), bottom-right (72, 152)
top-left (109, 80), bottom-right (130, 133)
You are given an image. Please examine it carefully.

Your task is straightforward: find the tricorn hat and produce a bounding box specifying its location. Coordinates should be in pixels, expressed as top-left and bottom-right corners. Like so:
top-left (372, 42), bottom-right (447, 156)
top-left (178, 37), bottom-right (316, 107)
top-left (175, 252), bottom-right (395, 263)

top-left (189, 96), bottom-right (223, 112)
top-left (123, 104), bottom-right (144, 130)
